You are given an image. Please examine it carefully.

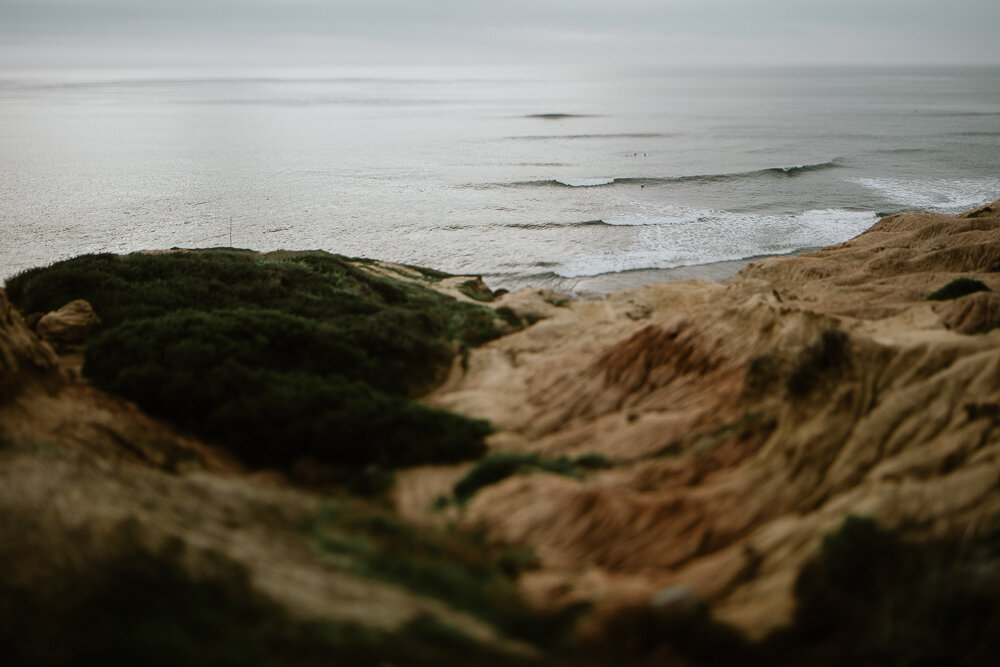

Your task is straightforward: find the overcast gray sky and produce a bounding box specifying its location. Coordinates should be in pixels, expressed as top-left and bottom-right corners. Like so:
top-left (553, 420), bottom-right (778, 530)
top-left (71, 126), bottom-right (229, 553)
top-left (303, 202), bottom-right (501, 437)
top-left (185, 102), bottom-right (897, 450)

top-left (2, 0), bottom-right (999, 69)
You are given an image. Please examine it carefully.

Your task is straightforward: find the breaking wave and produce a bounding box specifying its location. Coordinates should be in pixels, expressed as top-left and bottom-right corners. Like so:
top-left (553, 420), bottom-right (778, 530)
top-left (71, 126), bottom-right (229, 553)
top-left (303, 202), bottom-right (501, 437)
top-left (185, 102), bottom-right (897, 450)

top-left (533, 208), bottom-right (877, 278)
top-left (524, 113), bottom-right (595, 119)
top-left (506, 132), bottom-right (676, 141)
top-left (498, 161), bottom-right (842, 189)
top-left (852, 177), bottom-right (1000, 212)
top-left (503, 219), bottom-right (609, 229)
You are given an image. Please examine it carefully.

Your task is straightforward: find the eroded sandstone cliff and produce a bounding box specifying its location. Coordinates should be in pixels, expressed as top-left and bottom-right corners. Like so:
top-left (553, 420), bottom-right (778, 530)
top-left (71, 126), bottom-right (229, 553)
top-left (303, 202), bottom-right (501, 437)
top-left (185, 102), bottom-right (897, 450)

top-left (416, 200), bottom-right (1000, 641)
top-left (3, 202), bottom-right (1000, 664)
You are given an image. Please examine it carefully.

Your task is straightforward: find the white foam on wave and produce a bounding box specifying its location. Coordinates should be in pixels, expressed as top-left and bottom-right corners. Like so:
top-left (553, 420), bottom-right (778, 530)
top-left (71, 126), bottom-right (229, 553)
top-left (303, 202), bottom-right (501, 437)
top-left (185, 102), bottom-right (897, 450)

top-left (554, 177), bottom-right (616, 187)
top-left (556, 208), bottom-right (877, 278)
top-left (853, 177), bottom-right (1000, 212)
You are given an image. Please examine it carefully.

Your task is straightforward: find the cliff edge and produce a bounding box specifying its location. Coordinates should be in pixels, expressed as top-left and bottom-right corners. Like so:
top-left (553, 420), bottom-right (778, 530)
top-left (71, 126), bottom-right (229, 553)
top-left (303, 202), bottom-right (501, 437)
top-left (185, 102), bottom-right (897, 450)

top-left (3, 202), bottom-right (1000, 664)
top-left (417, 200), bottom-right (1000, 641)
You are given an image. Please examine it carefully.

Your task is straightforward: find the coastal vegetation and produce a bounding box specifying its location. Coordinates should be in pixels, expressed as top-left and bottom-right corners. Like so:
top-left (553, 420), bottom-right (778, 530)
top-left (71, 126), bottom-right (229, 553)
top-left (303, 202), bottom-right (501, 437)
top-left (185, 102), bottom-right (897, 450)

top-left (0, 544), bottom-right (538, 667)
top-left (5, 201), bottom-right (1000, 665)
top-left (304, 500), bottom-right (576, 651)
top-left (5, 250), bottom-right (509, 473)
top-left (785, 329), bottom-right (850, 397)
top-left (590, 514), bottom-right (1000, 665)
top-left (926, 277), bottom-right (991, 301)
top-left (452, 451), bottom-right (613, 503)
top-left (770, 514), bottom-right (1000, 666)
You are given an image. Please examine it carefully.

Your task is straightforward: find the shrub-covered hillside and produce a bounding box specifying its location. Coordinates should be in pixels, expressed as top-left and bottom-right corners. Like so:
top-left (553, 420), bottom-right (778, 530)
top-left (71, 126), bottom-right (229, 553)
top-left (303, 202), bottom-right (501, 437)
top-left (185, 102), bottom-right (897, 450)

top-left (6, 250), bottom-right (509, 473)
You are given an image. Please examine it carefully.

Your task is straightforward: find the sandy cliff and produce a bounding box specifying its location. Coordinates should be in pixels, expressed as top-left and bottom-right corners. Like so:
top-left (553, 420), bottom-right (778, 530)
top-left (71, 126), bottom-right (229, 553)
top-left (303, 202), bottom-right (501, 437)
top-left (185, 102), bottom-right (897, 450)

top-left (418, 200), bottom-right (1000, 639)
top-left (3, 202), bottom-right (1000, 662)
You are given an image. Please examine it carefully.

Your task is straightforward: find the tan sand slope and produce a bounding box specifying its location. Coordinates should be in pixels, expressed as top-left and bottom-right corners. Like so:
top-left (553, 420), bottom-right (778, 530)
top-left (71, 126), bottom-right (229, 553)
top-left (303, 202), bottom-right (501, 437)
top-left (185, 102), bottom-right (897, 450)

top-left (418, 200), bottom-right (1000, 639)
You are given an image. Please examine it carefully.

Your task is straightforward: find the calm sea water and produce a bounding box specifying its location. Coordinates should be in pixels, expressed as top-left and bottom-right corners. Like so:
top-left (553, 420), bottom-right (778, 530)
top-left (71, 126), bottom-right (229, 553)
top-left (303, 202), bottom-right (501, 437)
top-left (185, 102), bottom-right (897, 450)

top-left (1, 66), bottom-right (998, 295)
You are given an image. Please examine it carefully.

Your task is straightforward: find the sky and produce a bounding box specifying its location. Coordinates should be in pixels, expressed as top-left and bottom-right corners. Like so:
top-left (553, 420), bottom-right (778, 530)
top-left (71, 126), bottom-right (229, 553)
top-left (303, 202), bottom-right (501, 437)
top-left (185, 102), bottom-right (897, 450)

top-left (1, 0), bottom-right (999, 69)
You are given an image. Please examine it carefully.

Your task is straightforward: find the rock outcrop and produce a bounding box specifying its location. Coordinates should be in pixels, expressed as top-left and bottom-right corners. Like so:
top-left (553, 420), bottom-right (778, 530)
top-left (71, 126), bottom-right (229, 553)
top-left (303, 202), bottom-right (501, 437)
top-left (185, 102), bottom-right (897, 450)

top-left (0, 289), bottom-right (61, 403)
top-left (36, 299), bottom-right (101, 346)
top-left (417, 200), bottom-right (1000, 640)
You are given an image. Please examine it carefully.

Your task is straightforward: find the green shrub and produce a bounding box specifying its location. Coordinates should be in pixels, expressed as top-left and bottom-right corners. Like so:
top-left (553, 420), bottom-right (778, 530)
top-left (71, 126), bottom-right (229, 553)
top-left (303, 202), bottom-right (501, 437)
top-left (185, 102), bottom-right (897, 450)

top-left (771, 515), bottom-right (1000, 666)
top-left (346, 466), bottom-right (397, 498)
top-left (494, 547), bottom-right (541, 578)
top-left (82, 309), bottom-right (490, 469)
top-left (305, 502), bottom-right (578, 652)
top-left (786, 329), bottom-right (850, 397)
top-left (6, 251), bottom-right (506, 385)
top-left (6, 250), bottom-right (508, 472)
top-left (820, 515), bottom-right (893, 587)
top-left (573, 452), bottom-right (614, 470)
top-left (0, 552), bottom-right (275, 667)
top-left (404, 264), bottom-right (453, 282)
top-left (456, 280), bottom-right (496, 303)
top-left (453, 451), bottom-right (612, 502)
top-left (586, 599), bottom-right (749, 665)
top-left (926, 277), bottom-right (991, 301)
top-left (453, 453), bottom-right (541, 501)
top-left (0, 547), bottom-right (533, 666)
top-left (401, 614), bottom-right (480, 650)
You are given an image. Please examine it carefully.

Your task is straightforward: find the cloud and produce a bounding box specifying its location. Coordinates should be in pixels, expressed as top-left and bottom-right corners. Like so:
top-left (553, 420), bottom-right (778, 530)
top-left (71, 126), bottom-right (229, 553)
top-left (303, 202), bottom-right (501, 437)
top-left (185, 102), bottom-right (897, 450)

top-left (1, 0), bottom-right (998, 67)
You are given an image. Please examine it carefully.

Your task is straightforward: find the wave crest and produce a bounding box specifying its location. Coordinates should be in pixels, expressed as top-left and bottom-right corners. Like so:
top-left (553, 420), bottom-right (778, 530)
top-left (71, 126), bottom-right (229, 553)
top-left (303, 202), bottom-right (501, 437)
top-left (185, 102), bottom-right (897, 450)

top-left (499, 161), bottom-right (841, 189)
top-left (504, 219), bottom-right (608, 229)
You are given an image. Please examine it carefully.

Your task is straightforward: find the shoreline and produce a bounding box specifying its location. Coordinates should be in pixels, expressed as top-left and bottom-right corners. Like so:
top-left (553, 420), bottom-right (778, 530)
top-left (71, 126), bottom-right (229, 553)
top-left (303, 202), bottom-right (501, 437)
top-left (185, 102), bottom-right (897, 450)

top-left (484, 250), bottom-right (817, 299)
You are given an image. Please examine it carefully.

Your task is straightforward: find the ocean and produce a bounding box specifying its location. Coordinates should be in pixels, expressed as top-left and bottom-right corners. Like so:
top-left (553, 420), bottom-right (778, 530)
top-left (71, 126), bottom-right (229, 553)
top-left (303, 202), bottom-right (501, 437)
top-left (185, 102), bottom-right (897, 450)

top-left (1, 66), bottom-right (998, 296)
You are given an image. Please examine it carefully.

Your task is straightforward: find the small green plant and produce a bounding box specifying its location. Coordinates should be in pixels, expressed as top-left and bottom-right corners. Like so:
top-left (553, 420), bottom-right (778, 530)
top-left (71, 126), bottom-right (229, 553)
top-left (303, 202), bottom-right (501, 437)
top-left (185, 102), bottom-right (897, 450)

top-left (820, 514), bottom-right (893, 587)
top-left (453, 453), bottom-right (541, 502)
top-left (401, 614), bottom-right (480, 650)
top-left (403, 263), bottom-right (453, 282)
top-left (926, 277), bottom-right (991, 301)
top-left (304, 501), bottom-right (578, 651)
top-left (744, 354), bottom-right (780, 396)
top-left (786, 329), bottom-right (850, 396)
top-left (573, 452), bottom-right (614, 470)
top-left (453, 451), bottom-right (612, 503)
top-left (494, 546), bottom-right (541, 578)
top-left (431, 494), bottom-right (453, 511)
top-left (456, 280), bottom-right (496, 303)
top-left (347, 465), bottom-right (396, 497)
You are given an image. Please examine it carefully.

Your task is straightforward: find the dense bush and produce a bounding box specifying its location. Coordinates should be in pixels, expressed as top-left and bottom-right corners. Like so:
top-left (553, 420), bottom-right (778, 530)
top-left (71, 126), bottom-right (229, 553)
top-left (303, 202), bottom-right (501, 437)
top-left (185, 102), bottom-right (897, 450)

top-left (6, 250), bottom-right (505, 383)
top-left (0, 551), bottom-right (275, 667)
top-left (926, 277), bottom-right (991, 301)
top-left (6, 250), bottom-right (507, 470)
top-left (87, 340), bottom-right (489, 469)
top-left (763, 514), bottom-right (1000, 666)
